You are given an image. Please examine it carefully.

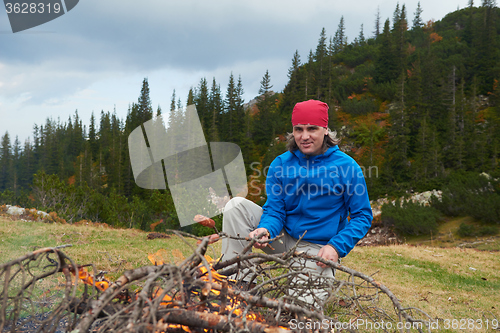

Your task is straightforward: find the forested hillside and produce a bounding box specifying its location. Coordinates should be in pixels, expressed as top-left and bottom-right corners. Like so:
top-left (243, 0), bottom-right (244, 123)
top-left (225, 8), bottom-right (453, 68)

top-left (1, 2), bottom-right (499, 233)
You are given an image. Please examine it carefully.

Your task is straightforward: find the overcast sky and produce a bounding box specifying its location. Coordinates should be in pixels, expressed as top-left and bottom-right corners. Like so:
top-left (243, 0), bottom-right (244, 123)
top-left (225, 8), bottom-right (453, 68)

top-left (0, 0), bottom-right (468, 145)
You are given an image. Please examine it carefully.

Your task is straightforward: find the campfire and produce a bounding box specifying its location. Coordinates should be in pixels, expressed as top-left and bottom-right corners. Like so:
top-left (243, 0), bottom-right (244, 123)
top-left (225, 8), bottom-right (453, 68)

top-left (0, 230), bottom-right (433, 332)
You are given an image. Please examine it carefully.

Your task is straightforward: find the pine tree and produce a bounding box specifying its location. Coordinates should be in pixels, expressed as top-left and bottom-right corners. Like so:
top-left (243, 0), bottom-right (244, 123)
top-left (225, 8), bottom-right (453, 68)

top-left (288, 50), bottom-right (301, 78)
top-left (463, 81), bottom-right (481, 170)
top-left (177, 98), bottom-right (183, 114)
top-left (168, 90), bottom-right (179, 131)
top-left (109, 111), bottom-right (123, 192)
top-left (121, 78), bottom-right (154, 195)
top-left (208, 78), bottom-right (223, 142)
top-left (315, 27), bottom-right (327, 91)
top-left (384, 69), bottom-right (410, 186)
top-left (304, 49), bottom-right (315, 99)
top-left (358, 24), bottom-right (365, 44)
top-left (259, 70), bottom-right (273, 95)
top-left (98, 111), bottom-right (112, 187)
top-left (354, 116), bottom-right (385, 172)
top-left (187, 87), bottom-right (195, 106)
top-left (137, 78), bottom-right (153, 123)
top-left (72, 110), bottom-right (84, 159)
top-left (315, 27), bottom-right (327, 62)
top-left (476, 0), bottom-right (499, 94)
top-left (393, 2), bottom-right (401, 30)
top-left (374, 6), bottom-right (381, 38)
top-left (413, 114), bottom-right (431, 181)
top-left (454, 81), bottom-right (467, 170)
top-left (88, 112), bottom-right (98, 158)
top-left (32, 124), bottom-right (41, 173)
top-left (224, 73), bottom-right (237, 142)
top-left (374, 19), bottom-right (398, 84)
top-left (223, 74), bottom-right (247, 147)
top-left (428, 128), bottom-right (441, 178)
top-left (254, 70), bottom-right (276, 150)
top-left (412, 2), bottom-right (424, 29)
top-left (405, 57), bottom-right (423, 153)
top-left (286, 50), bottom-right (302, 103)
top-left (194, 78), bottom-right (210, 134)
top-left (40, 118), bottom-right (59, 175)
top-left (0, 132), bottom-right (12, 191)
top-left (235, 75), bottom-right (253, 162)
top-left (443, 67), bottom-right (461, 169)
top-left (393, 4), bottom-right (408, 75)
top-left (333, 16), bottom-right (347, 54)
top-left (420, 43), bottom-right (447, 126)
top-left (21, 137), bottom-right (34, 187)
top-left (463, 0), bottom-right (475, 45)
top-left (123, 101), bottom-right (142, 196)
top-left (236, 76), bottom-right (245, 118)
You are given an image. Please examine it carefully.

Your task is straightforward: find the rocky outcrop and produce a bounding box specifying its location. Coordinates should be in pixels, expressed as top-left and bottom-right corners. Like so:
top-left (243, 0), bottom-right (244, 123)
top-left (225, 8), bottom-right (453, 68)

top-left (3, 205), bottom-right (50, 220)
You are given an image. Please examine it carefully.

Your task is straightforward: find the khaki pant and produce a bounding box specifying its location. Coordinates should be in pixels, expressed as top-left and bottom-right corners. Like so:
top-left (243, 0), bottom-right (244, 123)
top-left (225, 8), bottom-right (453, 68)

top-left (221, 197), bottom-right (335, 307)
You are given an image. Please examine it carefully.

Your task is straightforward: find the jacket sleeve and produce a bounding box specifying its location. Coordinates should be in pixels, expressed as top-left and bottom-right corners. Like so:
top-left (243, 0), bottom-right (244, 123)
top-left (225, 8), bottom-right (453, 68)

top-left (328, 162), bottom-right (373, 257)
top-left (257, 158), bottom-right (286, 239)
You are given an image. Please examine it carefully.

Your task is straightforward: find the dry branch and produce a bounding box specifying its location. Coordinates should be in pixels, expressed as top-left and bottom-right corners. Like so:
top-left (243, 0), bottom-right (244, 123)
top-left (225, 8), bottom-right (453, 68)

top-left (0, 234), bottom-right (436, 333)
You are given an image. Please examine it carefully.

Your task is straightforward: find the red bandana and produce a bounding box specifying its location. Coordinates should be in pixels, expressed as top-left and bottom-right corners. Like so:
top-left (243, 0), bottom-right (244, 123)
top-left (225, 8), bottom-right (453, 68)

top-left (291, 100), bottom-right (329, 127)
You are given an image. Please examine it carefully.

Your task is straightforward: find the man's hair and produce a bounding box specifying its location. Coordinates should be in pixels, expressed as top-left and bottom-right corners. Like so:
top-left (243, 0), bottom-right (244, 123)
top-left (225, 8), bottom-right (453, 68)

top-left (285, 128), bottom-right (341, 154)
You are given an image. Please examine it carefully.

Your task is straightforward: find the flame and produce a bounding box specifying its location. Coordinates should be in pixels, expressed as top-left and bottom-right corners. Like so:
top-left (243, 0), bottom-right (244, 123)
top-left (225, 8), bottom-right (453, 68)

top-left (72, 250), bottom-right (269, 331)
top-left (76, 267), bottom-right (109, 292)
top-left (197, 255), bottom-right (227, 286)
top-left (148, 248), bottom-right (186, 266)
top-left (148, 248), bottom-right (170, 266)
top-left (152, 286), bottom-right (174, 306)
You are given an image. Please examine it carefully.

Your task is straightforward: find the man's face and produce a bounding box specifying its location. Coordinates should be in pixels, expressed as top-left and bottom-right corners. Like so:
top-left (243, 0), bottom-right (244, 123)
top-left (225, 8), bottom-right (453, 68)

top-left (293, 124), bottom-right (328, 156)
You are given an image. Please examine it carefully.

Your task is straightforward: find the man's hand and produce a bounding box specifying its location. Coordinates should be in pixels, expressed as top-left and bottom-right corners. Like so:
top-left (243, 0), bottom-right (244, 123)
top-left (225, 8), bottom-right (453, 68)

top-left (248, 228), bottom-right (270, 249)
top-left (316, 245), bottom-right (339, 268)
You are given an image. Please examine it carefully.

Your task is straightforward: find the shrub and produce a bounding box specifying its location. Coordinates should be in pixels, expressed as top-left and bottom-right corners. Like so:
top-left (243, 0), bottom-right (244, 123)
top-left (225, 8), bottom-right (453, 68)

top-left (43, 211), bottom-right (66, 224)
top-left (0, 190), bottom-right (15, 205)
top-left (371, 81), bottom-right (397, 101)
top-left (457, 223), bottom-right (499, 237)
top-left (431, 171), bottom-right (500, 224)
top-left (478, 226), bottom-right (499, 236)
top-left (382, 199), bottom-right (440, 236)
top-left (456, 223), bottom-right (475, 237)
top-left (341, 95), bottom-right (380, 116)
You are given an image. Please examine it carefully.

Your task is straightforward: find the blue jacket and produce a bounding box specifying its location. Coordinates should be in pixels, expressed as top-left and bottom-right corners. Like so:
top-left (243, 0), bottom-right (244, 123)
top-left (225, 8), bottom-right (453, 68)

top-left (258, 146), bottom-right (373, 257)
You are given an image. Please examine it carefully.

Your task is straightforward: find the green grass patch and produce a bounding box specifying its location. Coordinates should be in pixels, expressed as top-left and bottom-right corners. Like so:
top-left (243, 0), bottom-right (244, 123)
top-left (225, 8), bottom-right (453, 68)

top-left (384, 256), bottom-right (498, 292)
top-left (0, 217), bottom-right (221, 280)
top-left (403, 216), bottom-right (500, 251)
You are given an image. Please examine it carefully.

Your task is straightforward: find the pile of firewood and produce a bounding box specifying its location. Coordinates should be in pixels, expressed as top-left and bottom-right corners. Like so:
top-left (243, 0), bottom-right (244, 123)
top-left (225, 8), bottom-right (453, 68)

top-left (0, 232), bottom-right (432, 333)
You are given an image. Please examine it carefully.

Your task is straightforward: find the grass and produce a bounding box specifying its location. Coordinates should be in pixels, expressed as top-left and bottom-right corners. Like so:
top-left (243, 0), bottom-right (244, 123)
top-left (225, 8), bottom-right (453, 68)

top-left (343, 245), bottom-right (499, 315)
top-left (402, 215), bottom-right (500, 251)
top-left (1, 215), bottom-right (499, 332)
top-left (0, 217), bottom-right (221, 281)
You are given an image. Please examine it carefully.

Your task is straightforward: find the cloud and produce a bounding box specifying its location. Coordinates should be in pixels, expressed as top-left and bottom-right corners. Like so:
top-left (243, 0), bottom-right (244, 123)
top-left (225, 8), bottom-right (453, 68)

top-left (0, 0), bottom-right (469, 143)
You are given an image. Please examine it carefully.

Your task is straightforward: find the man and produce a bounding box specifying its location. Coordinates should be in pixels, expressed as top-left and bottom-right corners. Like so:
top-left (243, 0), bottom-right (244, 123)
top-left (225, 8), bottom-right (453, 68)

top-left (221, 99), bottom-right (372, 295)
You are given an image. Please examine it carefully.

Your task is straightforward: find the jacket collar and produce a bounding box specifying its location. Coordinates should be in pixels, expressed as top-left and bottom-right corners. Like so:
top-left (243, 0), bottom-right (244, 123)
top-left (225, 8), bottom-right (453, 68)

top-left (292, 145), bottom-right (339, 161)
